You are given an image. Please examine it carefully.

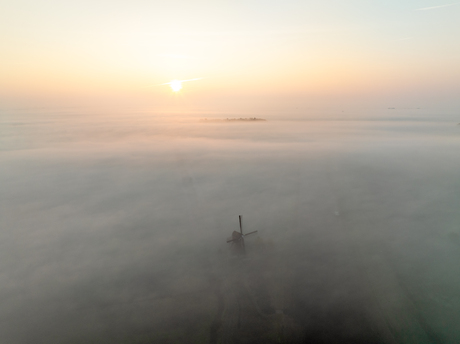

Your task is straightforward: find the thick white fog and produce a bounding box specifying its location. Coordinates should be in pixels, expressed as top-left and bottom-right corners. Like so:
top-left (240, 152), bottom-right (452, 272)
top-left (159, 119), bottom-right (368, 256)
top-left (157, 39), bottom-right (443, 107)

top-left (1, 108), bottom-right (460, 343)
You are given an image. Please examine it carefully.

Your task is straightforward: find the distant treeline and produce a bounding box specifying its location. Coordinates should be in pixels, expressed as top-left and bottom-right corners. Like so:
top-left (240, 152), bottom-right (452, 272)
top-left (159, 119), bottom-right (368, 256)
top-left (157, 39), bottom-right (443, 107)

top-left (200, 118), bottom-right (267, 122)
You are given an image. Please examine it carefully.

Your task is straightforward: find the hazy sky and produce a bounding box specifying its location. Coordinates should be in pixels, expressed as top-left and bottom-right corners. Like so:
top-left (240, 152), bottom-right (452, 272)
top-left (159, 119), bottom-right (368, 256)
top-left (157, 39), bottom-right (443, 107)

top-left (1, 0), bottom-right (460, 110)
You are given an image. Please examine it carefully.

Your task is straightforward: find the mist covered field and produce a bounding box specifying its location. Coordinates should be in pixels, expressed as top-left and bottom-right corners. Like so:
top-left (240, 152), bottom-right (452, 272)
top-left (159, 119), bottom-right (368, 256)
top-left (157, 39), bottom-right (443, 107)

top-left (1, 108), bottom-right (460, 343)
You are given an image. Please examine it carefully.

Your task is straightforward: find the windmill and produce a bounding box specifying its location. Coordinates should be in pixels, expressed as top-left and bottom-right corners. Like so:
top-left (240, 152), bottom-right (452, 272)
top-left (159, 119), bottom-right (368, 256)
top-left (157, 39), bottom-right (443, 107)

top-left (227, 215), bottom-right (258, 254)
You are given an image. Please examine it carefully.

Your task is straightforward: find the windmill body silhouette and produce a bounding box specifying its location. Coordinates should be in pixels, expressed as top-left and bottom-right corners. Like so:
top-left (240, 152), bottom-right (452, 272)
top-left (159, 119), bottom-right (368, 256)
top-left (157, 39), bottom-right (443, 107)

top-left (226, 215), bottom-right (258, 254)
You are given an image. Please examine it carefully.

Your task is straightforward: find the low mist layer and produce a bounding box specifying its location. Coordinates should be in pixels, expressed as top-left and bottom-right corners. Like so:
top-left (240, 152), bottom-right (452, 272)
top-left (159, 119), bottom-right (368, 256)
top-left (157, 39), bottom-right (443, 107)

top-left (1, 108), bottom-right (460, 343)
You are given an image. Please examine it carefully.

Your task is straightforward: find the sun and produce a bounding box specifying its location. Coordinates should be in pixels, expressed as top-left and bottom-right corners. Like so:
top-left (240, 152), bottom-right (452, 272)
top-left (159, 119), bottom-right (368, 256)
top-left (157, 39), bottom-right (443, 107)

top-left (169, 80), bottom-right (182, 92)
top-left (155, 78), bottom-right (201, 92)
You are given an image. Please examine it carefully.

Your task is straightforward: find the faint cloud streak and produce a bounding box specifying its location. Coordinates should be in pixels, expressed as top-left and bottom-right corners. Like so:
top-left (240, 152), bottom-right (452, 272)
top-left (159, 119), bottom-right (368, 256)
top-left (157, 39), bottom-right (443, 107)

top-left (415, 2), bottom-right (460, 11)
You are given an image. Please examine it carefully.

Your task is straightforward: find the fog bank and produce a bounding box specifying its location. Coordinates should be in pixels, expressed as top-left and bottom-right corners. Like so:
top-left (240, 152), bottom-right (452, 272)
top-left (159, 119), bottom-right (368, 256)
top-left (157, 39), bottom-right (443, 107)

top-left (1, 108), bottom-right (460, 343)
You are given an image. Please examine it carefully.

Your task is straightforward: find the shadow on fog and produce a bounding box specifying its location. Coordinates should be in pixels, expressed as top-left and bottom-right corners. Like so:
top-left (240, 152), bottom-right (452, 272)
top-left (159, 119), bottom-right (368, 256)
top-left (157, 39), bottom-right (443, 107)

top-left (1, 108), bottom-right (460, 343)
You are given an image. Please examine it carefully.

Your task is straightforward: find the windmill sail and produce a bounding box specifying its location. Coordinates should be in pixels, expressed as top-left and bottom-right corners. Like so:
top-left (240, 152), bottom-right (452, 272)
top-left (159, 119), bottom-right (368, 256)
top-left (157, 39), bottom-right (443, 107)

top-left (226, 215), bottom-right (258, 256)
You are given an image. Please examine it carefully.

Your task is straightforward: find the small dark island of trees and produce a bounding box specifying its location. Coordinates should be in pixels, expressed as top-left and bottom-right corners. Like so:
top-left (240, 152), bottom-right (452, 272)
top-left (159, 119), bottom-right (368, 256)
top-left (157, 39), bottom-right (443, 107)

top-left (200, 117), bottom-right (267, 122)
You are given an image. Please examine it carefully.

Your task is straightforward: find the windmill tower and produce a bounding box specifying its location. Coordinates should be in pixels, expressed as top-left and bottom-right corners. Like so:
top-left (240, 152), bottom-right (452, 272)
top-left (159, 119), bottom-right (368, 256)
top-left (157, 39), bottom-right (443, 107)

top-left (226, 215), bottom-right (258, 254)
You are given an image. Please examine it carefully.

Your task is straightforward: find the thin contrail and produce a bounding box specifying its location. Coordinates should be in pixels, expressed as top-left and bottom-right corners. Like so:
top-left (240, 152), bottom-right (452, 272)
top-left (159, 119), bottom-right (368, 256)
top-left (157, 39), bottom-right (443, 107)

top-left (415, 2), bottom-right (459, 10)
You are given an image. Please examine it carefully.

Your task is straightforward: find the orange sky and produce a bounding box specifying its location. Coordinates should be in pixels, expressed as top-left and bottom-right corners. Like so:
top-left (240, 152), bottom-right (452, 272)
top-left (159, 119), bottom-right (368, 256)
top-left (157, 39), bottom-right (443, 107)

top-left (1, 0), bottom-right (460, 110)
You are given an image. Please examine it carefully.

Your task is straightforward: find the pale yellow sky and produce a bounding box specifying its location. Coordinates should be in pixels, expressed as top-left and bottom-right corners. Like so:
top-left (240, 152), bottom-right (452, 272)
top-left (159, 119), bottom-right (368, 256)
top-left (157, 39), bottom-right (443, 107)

top-left (1, 0), bottom-right (459, 110)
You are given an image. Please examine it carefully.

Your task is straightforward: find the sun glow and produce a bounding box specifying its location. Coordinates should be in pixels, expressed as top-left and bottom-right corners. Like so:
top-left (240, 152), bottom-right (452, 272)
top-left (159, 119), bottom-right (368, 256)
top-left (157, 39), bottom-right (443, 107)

top-left (170, 80), bottom-right (182, 92)
top-left (156, 78), bottom-right (202, 93)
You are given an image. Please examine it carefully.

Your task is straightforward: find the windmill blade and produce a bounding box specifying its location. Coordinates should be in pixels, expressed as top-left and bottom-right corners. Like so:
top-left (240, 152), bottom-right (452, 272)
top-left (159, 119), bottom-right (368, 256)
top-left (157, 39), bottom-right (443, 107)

top-left (239, 215), bottom-right (243, 234)
top-left (244, 230), bottom-right (258, 236)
